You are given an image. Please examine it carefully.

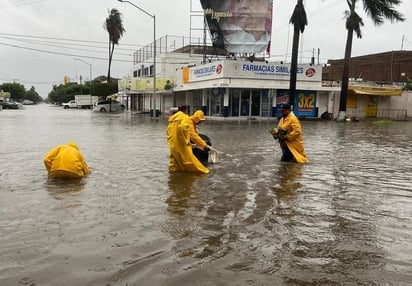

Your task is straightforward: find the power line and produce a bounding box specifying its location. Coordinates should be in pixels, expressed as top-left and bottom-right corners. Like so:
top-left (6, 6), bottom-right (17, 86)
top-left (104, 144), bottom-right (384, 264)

top-left (0, 33), bottom-right (141, 48)
top-left (0, 36), bottom-right (134, 56)
top-left (0, 42), bottom-right (133, 62)
top-left (0, 0), bottom-right (49, 10)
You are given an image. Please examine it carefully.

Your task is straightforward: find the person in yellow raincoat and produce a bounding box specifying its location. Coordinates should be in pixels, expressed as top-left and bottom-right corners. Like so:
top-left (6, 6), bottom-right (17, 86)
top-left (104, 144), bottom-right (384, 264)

top-left (166, 111), bottom-right (209, 174)
top-left (275, 103), bottom-right (308, 163)
top-left (44, 141), bottom-right (90, 179)
top-left (189, 109), bottom-right (210, 152)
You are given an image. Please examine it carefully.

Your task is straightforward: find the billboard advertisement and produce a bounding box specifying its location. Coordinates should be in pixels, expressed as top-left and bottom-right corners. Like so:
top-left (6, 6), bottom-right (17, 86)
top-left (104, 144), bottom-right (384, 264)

top-left (200, 0), bottom-right (273, 54)
top-left (275, 90), bottom-right (318, 118)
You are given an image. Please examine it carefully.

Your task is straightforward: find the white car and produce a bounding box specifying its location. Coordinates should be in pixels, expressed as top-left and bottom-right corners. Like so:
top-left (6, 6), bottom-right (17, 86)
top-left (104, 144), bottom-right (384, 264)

top-left (92, 100), bottom-right (125, 112)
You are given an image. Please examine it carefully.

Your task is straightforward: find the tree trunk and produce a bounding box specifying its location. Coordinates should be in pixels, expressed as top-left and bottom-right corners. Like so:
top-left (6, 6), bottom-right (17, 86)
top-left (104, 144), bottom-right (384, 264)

top-left (337, 28), bottom-right (354, 121)
top-left (107, 39), bottom-right (113, 83)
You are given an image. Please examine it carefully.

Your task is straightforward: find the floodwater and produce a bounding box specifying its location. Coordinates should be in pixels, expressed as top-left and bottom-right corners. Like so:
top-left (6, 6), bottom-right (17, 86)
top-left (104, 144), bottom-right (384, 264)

top-left (1, 104), bottom-right (411, 286)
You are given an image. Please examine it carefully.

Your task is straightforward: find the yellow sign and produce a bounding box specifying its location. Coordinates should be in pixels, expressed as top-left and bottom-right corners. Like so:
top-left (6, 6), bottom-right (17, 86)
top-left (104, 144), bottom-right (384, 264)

top-left (349, 85), bottom-right (402, 96)
top-left (182, 68), bottom-right (190, 84)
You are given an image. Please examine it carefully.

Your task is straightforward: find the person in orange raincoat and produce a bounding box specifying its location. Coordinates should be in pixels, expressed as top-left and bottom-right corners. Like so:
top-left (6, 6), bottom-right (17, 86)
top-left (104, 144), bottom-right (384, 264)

top-left (274, 103), bottom-right (308, 163)
top-left (166, 111), bottom-right (209, 174)
top-left (44, 141), bottom-right (90, 179)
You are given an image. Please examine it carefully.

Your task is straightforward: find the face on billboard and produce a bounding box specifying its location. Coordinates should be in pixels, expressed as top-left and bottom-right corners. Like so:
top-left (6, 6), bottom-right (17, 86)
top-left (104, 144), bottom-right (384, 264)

top-left (231, 0), bottom-right (271, 38)
top-left (201, 0), bottom-right (273, 54)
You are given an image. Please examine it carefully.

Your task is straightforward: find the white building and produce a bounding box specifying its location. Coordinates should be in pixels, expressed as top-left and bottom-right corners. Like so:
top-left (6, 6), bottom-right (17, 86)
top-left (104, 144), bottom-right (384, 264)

top-left (118, 36), bottom-right (339, 119)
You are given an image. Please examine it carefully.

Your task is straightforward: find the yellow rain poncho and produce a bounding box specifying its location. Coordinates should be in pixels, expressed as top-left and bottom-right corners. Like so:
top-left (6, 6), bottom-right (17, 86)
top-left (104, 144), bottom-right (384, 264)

top-left (166, 111), bottom-right (209, 174)
top-left (278, 113), bottom-right (308, 163)
top-left (44, 141), bottom-right (90, 179)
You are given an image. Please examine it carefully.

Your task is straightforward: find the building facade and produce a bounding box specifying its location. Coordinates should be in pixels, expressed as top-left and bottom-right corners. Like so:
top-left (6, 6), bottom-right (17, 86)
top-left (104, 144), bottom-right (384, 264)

top-left (323, 50), bottom-right (412, 120)
top-left (118, 47), bottom-right (338, 119)
top-left (171, 59), bottom-right (336, 119)
top-left (323, 50), bottom-right (412, 84)
top-left (117, 38), bottom-right (410, 120)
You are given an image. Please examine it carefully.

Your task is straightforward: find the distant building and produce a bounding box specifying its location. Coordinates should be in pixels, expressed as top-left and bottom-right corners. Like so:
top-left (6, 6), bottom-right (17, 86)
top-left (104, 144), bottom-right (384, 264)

top-left (323, 50), bottom-right (412, 84)
top-left (323, 51), bottom-right (412, 120)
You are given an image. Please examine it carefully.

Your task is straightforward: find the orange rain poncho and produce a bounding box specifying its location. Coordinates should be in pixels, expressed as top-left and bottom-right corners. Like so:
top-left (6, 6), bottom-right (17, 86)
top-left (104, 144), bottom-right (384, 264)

top-left (44, 141), bottom-right (90, 179)
top-left (277, 113), bottom-right (308, 163)
top-left (166, 111), bottom-right (209, 174)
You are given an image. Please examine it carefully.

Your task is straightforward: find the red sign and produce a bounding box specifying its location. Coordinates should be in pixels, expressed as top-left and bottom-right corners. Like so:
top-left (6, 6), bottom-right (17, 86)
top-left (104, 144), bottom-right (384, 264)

top-left (305, 68), bottom-right (316, 77)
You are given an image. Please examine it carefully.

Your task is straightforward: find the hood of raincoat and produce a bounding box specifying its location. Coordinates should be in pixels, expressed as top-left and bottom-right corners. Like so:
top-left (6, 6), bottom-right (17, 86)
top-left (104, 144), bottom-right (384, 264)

top-left (190, 110), bottom-right (205, 124)
top-left (68, 141), bottom-right (79, 150)
top-left (168, 111), bottom-right (188, 123)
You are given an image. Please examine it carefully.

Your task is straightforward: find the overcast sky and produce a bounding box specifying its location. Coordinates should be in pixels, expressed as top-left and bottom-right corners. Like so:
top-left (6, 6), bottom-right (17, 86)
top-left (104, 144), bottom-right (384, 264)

top-left (1, 0), bottom-right (411, 97)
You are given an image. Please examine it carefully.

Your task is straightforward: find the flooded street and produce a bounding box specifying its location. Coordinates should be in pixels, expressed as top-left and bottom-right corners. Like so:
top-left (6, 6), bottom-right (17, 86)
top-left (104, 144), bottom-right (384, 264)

top-left (1, 104), bottom-right (411, 286)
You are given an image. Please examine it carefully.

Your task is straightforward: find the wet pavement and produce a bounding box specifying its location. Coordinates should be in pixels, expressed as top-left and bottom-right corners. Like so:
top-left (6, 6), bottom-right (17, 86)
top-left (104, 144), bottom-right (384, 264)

top-left (1, 104), bottom-right (411, 285)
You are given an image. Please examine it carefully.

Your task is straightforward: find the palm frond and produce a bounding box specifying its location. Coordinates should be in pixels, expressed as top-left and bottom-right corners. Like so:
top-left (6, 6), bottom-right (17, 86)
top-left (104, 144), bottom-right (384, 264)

top-left (362, 0), bottom-right (405, 25)
top-left (289, 0), bottom-right (308, 33)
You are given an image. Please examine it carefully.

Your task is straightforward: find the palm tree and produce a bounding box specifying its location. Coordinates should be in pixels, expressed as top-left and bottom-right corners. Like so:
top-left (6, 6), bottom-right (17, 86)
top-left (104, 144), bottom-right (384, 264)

top-left (337, 0), bottom-right (404, 121)
top-left (104, 8), bottom-right (125, 83)
top-left (288, 0), bottom-right (307, 109)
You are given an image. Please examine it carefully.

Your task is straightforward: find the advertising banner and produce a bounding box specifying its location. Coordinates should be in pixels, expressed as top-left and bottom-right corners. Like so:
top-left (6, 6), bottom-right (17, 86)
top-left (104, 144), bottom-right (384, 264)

top-left (200, 0), bottom-right (273, 54)
top-left (184, 61), bottom-right (225, 83)
top-left (182, 61), bottom-right (322, 83)
top-left (276, 90), bottom-right (317, 118)
top-left (225, 61), bottom-right (322, 81)
top-left (119, 78), bottom-right (175, 92)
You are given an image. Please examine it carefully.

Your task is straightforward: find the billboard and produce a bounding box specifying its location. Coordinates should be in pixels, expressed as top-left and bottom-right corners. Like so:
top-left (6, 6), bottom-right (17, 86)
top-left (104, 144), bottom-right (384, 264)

top-left (276, 90), bottom-right (318, 118)
top-left (200, 0), bottom-right (273, 54)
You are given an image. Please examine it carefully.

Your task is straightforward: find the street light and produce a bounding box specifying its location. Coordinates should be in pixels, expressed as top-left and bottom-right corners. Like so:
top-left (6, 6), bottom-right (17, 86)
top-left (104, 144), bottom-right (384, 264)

top-left (118, 0), bottom-right (157, 117)
top-left (74, 58), bottom-right (93, 82)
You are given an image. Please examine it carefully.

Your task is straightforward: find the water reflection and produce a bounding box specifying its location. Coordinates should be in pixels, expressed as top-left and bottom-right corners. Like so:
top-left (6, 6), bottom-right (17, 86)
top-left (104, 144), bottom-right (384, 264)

top-left (166, 173), bottom-right (204, 217)
top-left (165, 173), bottom-right (206, 241)
top-left (273, 163), bottom-right (303, 193)
top-left (45, 177), bottom-right (86, 197)
top-left (272, 163), bottom-right (303, 218)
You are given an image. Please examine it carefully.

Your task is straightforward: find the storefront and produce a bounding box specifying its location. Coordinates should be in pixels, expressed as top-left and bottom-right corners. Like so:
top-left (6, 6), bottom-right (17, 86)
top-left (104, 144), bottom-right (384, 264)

top-left (170, 60), bottom-right (335, 118)
top-left (345, 84), bottom-right (404, 119)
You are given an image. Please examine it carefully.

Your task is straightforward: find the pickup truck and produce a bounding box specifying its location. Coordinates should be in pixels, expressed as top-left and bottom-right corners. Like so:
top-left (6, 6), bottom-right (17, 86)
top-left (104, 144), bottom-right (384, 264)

top-left (62, 100), bottom-right (77, 109)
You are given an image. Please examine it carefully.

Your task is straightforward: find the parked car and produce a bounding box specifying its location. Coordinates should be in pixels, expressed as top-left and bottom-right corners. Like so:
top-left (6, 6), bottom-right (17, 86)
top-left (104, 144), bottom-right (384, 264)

top-left (0, 101), bottom-right (21, 109)
top-left (92, 100), bottom-right (125, 112)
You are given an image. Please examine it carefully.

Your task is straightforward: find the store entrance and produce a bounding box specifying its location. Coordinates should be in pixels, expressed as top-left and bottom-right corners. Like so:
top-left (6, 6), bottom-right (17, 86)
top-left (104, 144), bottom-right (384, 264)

top-left (251, 90), bottom-right (261, 116)
top-left (240, 90), bottom-right (250, 116)
top-left (240, 90), bottom-right (261, 116)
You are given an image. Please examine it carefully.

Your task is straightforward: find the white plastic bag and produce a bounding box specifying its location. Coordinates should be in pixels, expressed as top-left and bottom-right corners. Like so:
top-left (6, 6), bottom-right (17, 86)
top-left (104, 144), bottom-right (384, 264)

top-left (208, 149), bottom-right (217, 163)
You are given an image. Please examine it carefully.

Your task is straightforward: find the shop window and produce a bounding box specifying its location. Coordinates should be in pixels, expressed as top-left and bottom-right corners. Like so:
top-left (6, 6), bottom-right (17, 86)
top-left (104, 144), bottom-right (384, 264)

top-left (251, 90), bottom-right (261, 116)
top-left (241, 90), bottom-right (250, 116)
top-left (230, 90), bottom-right (240, 116)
